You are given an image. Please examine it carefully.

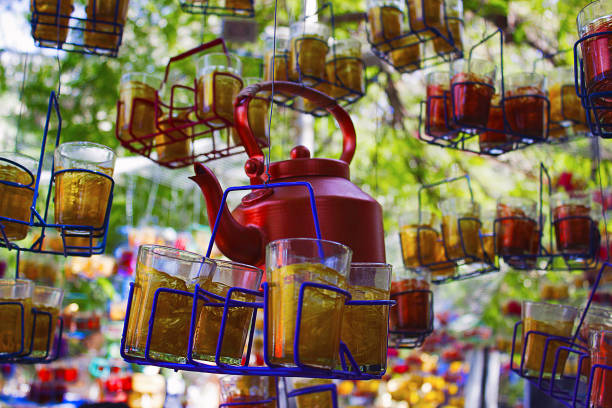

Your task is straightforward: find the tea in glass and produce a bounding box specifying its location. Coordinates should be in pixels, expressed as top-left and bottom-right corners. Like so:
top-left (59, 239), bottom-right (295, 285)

top-left (289, 21), bottom-right (330, 84)
top-left (389, 269), bottom-right (431, 333)
top-left (399, 211), bottom-right (438, 267)
top-left (193, 259), bottom-right (262, 365)
top-left (548, 67), bottom-right (587, 127)
top-left (477, 210), bottom-right (496, 264)
top-left (440, 197), bottom-right (481, 261)
top-left (243, 77), bottom-right (270, 144)
top-left (367, 0), bottom-right (403, 51)
top-left (30, 285), bottom-right (63, 358)
top-left (220, 375), bottom-right (269, 407)
top-left (479, 94), bottom-right (511, 154)
top-left (124, 245), bottom-right (214, 363)
top-left (407, 0), bottom-right (444, 36)
top-left (290, 378), bottom-right (334, 408)
top-left (84, 0), bottom-right (129, 50)
top-left (264, 29), bottom-right (290, 83)
top-left (197, 53), bottom-right (243, 127)
top-left (496, 197), bottom-right (538, 260)
top-left (553, 192), bottom-right (597, 257)
top-left (326, 39), bottom-right (364, 100)
top-left (155, 113), bottom-right (192, 164)
top-left (30, 0), bottom-right (74, 45)
top-left (450, 58), bottom-right (495, 129)
top-left (225, 0), bottom-right (253, 15)
top-left (0, 279), bottom-right (33, 355)
top-left (578, 305), bottom-right (612, 378)
top-left (390, 34), bottom-right (422, 72)
top-left (266, 238), bottom-right (352, 369)
top-left (0, 153), bottom-right (37, 241)
top-left (54, 142), bottom-right (116, 234)
top-left (426, 71), bottom-right (453, 138)
top-left (341, 263), bottom-right (391, 374)
top-left (118, 73), bottom-right (161, 143)
top-left (588, 329), bottom-right (612, 408)
top-left (504, 72), bottom-right (548, 141)
top-left (433, 0), bottom-right (464, 54)
top-left (431, 236), bottom-right (457, 278)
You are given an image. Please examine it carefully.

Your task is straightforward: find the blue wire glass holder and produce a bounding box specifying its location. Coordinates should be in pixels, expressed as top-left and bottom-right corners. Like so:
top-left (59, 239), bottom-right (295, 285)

top-left (388, 288), bottom-right (434, 349)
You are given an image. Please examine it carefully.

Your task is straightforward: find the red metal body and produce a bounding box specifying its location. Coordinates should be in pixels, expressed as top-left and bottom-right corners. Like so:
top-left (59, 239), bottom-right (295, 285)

top-left (190, 81), bottom-right (386, 266)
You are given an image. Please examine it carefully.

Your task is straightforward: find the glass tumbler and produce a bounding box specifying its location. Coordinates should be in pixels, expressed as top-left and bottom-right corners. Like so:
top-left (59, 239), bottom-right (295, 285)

top-left (450, 58), bottom-right (496, 129)
top-left (426, 71), bottom-right (453, 138)
top-left (54, 142), bottom-right (116, 235)
top-left (367, 0), bottom-right (404, 51)
top-left (389, 34), bottom-right (422, 72)
top-left (30, 0), bottom-right (74, 45)
top-left (266, 238), bottom-right (352, 369)
top-left (84, 0), bottom-right (129, 50)
top-left (340, 263), bottom-right (391, 374)
top-left (243, 76), bottom-right (270, 144)
top-left (219, 375), bottom-right (269, 407)
top-left (0, 153), bottom-right (38, 241)
top-left (156, 76), bottom-right (193, 164)
top-left (289, 21), bottom-right (330, 84)
top-left (504, 72), bottom-right (548, 141)
top-left (589, 329), bottom-right (612, 408)
top-left (124, 245), bottom-right (215, 363)
top-left (553, 192), bottom-right (597, 257)
top-left (578, 305), bottom-right (612, 378)
top-left (477, 210), bottom-right (497, 264)
top-left (433, 0), bottom-right (464, 54)
top-left (30, 285), bottom-right (64, 358)
top-left (264, 29), bottom-right (290, 82)
top-left (407, 0), bottom-right (444, 36)
top-left (479, 94), bottom-right (511, 154)
top-left (193, 259), bottom-right (262, 365)
top-left (326, 38), bottom-right (364, 100)
top-left (439, 197), bottom-right (481, 260)
top-left (0, 279), bottom-right (33, 355)
top-left (389, 268), bottom-right (431, 333)
top-left (522, 301), bottom-right (578, 375)
top-left (496, 197), bottom-right (538, 260)
top-left (548, 67), bottom-right (587, 128)
top-left (399, 211), bottom-right (438, 267)
top-left (197, 53), bottom-right (243, 127)
top-left (289, 378), bottom-right (334, 408)
top-left (118, 73), bottom-right (161, 144)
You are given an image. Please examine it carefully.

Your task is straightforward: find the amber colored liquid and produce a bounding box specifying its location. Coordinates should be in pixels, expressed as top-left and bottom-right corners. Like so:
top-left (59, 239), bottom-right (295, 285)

top-left (225, 0), bottom-right (252, 13)
top-left (155, 115), bottom-right (192, 164)
top-left (83, 0), bottom-right (128, 50)
top-left (118, 80), bottom-right (158, 142)
top-left (390, 279), bottom-right (430, 332)
top-left (340, 285), bottom-right (388, 374)
top-left (289, 37), bottom-right (329, 84)
top-left (126, 265), bottom-right (193, 363)
top-left (0, 298), bottom-right (32, 355)
top-left (54, 166), bottom-right (113, 232)
top-left (407, 0), bottom-right (444, 36)
top-left (480, 104), bottom-right (510, 153)
top-left (496, 205), bottom-right (538, 258)
top-left (326, 58), bottom-right (363, 100)
top-left (390, 39), bottom-right (421, 72)
top-left (30, 0), bottom-right (73, 44)
top-left (582, 18), bottom-right (612, 133)
top-left (431, 238), bottom-right (457, 277)
top-left (426, 84), bottom-right (453, 138)
top-left (523, 318), bottom-right (574, 374)
top-left (549, 83), bottom-right (586, 125)
top-left (197, 72), bottom-right (242, 127)
top-left (433, 19), bottom-right (463, 55)
top-left (400, 224), bottom-right (437, 267)
top-left (451, 72), bottom-right (494, 129)
top-left (477, 235), bottom-right (496, 263)
top-left (267, 263), bottom-right (346, 368)
top-left (31, 305), bottom-right (59, 357)
top-left (553, 204), bottom-right (592, 255)
top-left (367, 6), bottom-right (402, 51)
top-left (193, 281), bottom-right (255, 365)
top-left (248, 97), bottom-right (270, 144)
top-left (505, 86), bottom-right (547, 140)
top-left (0, 164), bottom-right (34, 241)
top-left (293, 379), bottom-right (333, 408)
top-left (264, 51), bottom-right (289, 82)
top-left (442, 214), bottom-right (481, 260)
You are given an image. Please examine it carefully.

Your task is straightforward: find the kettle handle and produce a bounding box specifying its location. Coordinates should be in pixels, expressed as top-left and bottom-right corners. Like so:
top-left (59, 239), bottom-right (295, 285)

top-left (234, 81), bottom-right (356, 180)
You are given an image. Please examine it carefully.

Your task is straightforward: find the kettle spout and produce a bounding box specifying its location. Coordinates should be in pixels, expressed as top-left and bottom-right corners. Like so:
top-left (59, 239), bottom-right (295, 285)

top-left (190, 163), bottom-right (265, 266)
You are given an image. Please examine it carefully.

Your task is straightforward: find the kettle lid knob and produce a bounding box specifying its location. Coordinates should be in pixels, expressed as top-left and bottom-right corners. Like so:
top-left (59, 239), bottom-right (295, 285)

top-left (290, 145), bottom-right (311, 159)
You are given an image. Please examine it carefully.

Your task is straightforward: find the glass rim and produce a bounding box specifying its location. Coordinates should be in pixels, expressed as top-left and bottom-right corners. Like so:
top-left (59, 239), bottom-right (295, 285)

top-left (267, 237), bottom-right (353, 254)
top-left (350, 262), bottom-right (392, 269)
top-left (523, 300), bottom-right (578, 313)
top-left (121, 72), bottom-right (163, 84)
top-left (141, 244), bottom-right (209, 264)
top-left (577, 0), bottom-right (609, 34)
top-left (0, 278), bottom-right (33, 287)
top-left (33, 285), bottom-right (64, 294)
top-left (213, 258), bottom-right (263, 274)
top-left (55, 141), bottom-right (116, 163)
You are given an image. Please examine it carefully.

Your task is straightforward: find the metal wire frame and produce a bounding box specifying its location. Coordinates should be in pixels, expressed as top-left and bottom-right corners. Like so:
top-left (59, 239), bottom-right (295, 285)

top-left (0, 91), bottom-right (115, 256)
top-left (0, 302), bottom-right (64, 364)
top-left (115, 39), bottom-right (268, 169)
top-left (180, 0), bottom-right (255, 18)
top-left (263, 2), bottom-right (368, 117)
top-left (286, 382), bottom-right (339, 408)
top-left (509, 262), bottom-right (612, 407)
top-left (574, 29), bottom-right (612, 138)
top-left (218, 377), bottom-right (279, 407)
top-left (30, 0), bottom-right (125, 57)
top-left (388, 288), bottom-right (434, 349)
top-left (365, 0), bottom-right (464, 73)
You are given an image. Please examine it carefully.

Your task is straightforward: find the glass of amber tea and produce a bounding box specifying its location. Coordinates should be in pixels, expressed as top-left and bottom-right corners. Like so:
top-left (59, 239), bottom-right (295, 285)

top-left (479, 94), bottom-right (511, 154)
top-left (426, 71), bottom-right (454, 138)
top-left (522, 301), bottom-right (577, 376)
top-left (193, 259), bottom-right (262, 365)
top-left (264, 28), bottom-right (290, 83)
top-left (399, 211), bottom-right (438, 268)
top-left (553, 191), bottom-right (598, 257)
top-left (124, 245), bottom-right (215, 363)
top-left (266, 238), bottom-right (352, 369)
top-left (407, 0), bottom-right (444, 38)
top-left (389, 268), bottom-right (431, 333)
top-left (0, 153), bottom-right (38, 242)
top-left (118, 73), bottom-right (161, 144)
top-left (367, 0), bottom-right (404, 52)
top-left (0, 279), bottom-right (33, 356)
top-left (155, 75), bottom-right (193, 164)
top-left (496, 197), bottom-right (538, 262)
top-left (289, 21), bottom-right (330, 85)
top-left (242, 77), bottom-right (270, 145)
top-left (54, 142), bottom-right (116, 236)
top-left (476, 210), bottom-right (497, 264)
top-left (340, 263), bottom-right (391, 374)
top-left (548, 67), bottom-right (587, 130)
top-left (196, 52), bottom-right (243, 127)
top-left (84, 0), bottom-right (129, 50)
top-left (220, 375), bottom-right (269, 407)
top-left (389, 34), bottom-right (422, 73)
top-left (224, 0), bottom-right (253, 15)
top-left (439, 197), bottom-right (481, 261)
top-left (588, 329), bottom-right (612, 408)
top-left (433, 0), bottom-right (464, 55)
top-left (289, 378), bottom-right (334, 408)
top-left (30, 285), bottom-right (64, 358)
top-left (30, 0), bottom-right (74, 46)
top-left (326, 38), bottom-right (364, 100)
top-left (450, 58), bottom-right (496, 129)
top-left (504, 72), bottom-right (548, 142)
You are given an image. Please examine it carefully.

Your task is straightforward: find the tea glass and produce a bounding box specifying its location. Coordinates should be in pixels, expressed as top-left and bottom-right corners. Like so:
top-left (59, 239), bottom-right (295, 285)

top-left (588, 329), bottom-right (612, 408)
top-left (450, 58), bottom-right (496, 129)
top-left (439, 197), bottom-right (481, 261)
top-left (289, 21), bottom-right (330, 84)
top-left (219, 375), bottom-right (269, 406)
top-left (399, 211), bottom-right (438, 267)
top-left (367, 0), bottom-right (403, 51)
top-left (0, 153), bottom-right (38, 241)
top-left (118, 73), bottom-right (161, 144)
top-left (0, 279), bottom-right (33, 355)
top-left (31, 285), bottom-right (64, 357)
top-left (389, 268), bottom-right (431, 333)
top-left (197, 53), bottom-right (243, 127)
top-left (504, 72), bottom-right (548, 141)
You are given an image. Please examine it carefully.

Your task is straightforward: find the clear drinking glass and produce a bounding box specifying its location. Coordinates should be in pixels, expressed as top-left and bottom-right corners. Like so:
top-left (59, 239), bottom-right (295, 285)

top-left (399, 211), bottom-right (438, 267)
top-left (54, 142), bottom-right (116, 235)
top-left (480, 94), bottom-right (511, 154)
top-left (407, 0), bottom-right (444, 36)
top-left (389, 268), bottom-right (431, 333)
top-left (326, 38), bottom-right (364, 100)
top-left (155, 75), bottom-right (193, 164)
top-left (477, 209), bottom-right (496, 263)
top-left (439, 197), bottom-right (481, 260)
top-left (266, 238), bottom-right (352, 369)
top-left (367, 0), bottom-right (403, 50)
top-left (243, 76), bottom-right (270, 144)
top-left (30, 285), bottom-right (64, 357)
top-left (118, 73), bottom-right (161, 143)
top-left (578, 305), bottom-right (612, 378)
top-left (124, 245), bottom-right (215, 363)
top-left (84, 0), bottom-right (129, 50)
top-left (389, 34), bottom-right (422, 72)
top-left (588, 329), bottom-right (612, 408)
top-left (219, 375), bottom-right (269, 406)
top-left (450, 58), bottom-right (496, 129)
top-left (522, 301), bottom-right (578, 375)
top-left (264, 28), bottom-right (290, 82)
top-left (196, 53), bottom-right (243, 127)
top-left (496, 197), bottom-right (538, 259)
top-left (193, 259), bottom-right (262, 365)
top-left (0, 153), bottom-right (38, 241)
top-left (288, 378), bottom-right (334, 408)
top-left (548, 67), bottom-right (587, 127)
top-left (0, 279), bottom-right (33, 355)
top-left (553, 192), bottom-right (596, 256)
top-left (341, 263), bottom-right (391, 374)
top-left (30, 0), bottom-right (74, 45)
top-left (426, 71), bottom-right (453, 137)
top-left (504, 72), bottom-right (548, 141)
top-left (433, 0), bottom-right (464, 54)
top-left (289, 21), bottom-right (330, 84)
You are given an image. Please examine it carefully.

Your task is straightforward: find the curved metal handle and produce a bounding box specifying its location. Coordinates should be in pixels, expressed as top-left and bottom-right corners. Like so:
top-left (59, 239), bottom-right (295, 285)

top-left (234, 81), bottom-right (356, 180)
top-left (162, 38), bottom-right (228, 85)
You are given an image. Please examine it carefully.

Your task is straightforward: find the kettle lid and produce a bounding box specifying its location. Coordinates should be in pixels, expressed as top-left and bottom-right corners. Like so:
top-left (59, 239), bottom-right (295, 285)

top-left (268, 146), bottom-right (349, 180)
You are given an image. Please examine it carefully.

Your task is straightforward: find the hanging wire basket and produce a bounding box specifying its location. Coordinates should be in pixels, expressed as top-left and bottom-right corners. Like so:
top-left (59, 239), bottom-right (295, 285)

top-left (30, 0), bottom-right (128, 57)
top-left (115, 38), bottom-right (268, 169)
top-left (417, 29), bottom-right (552, 156)
top-left (180, 0), bottom-right (255, 17)
top-left (120, 182), bottom-right (394, 379)
top-left (0, 92), bottom-right (115, 257)
top-left (365, 0), bottom-right (464, 73)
